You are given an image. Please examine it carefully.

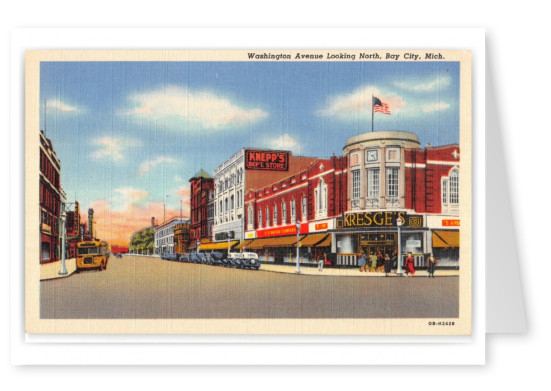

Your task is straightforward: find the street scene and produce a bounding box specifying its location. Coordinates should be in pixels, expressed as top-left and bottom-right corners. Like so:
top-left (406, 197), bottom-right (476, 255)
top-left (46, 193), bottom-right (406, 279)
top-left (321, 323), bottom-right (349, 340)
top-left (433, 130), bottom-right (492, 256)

top-left (32, 50), bottom-right (468, 332)
top-left (41, 255), bottom-right (459, 319)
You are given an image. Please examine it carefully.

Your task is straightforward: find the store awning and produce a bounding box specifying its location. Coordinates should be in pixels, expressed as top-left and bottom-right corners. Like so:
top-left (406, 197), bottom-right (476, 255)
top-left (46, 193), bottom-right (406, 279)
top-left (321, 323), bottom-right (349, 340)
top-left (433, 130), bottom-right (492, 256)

top-left (315, 234), bottom-right (331, 248)
top-left (300, 233), bottom-right (329, 247)
top-left (246, 238), bottom-right (277, 250)
top-left (432, 230), bottom-right (460, 248)
top-left (267, 235), bottom-right (305, 247)
top-left (246, 236), bottom-right (305, 249)
top-left (199, 241), bottom-right (238, 251)
top-left (236, 240), bottom-right (254, 250)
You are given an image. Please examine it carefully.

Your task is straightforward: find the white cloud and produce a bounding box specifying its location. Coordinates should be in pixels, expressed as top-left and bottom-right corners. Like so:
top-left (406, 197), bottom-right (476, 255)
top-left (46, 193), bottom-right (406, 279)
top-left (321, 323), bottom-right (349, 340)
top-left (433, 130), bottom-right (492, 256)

top-left (265, 133), bottom-right (302, 154)
top-left (89, 136), bottom-right (141, 162)
top-left (47, 99), bottom-right (80, 113)
top-left (120, 85), bottom-right (269, 129)
top-left (138, 156), bottom-right (178, 176)
top-left (393, 75), bottom-right (451, 92)
top-left (420, 102), bottom-right (450, 113)
top-left (111, 187), bottom-right (149, 211)
top-left (317, 85), bottom-right (406, 118)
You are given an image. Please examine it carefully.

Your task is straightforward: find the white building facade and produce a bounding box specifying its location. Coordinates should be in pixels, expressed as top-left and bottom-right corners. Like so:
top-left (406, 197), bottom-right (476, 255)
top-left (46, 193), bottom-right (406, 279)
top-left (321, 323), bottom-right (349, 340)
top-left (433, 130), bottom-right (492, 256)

top-left (154, 217), bottom-right (189, 255)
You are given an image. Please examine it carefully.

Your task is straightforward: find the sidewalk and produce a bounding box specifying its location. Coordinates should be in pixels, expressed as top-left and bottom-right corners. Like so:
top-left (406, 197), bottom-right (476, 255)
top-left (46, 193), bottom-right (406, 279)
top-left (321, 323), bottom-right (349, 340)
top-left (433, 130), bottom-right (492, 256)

top-left (260, 263), bottom-right (460, 277)
top-left (40, 258), bottom-right (77, 281)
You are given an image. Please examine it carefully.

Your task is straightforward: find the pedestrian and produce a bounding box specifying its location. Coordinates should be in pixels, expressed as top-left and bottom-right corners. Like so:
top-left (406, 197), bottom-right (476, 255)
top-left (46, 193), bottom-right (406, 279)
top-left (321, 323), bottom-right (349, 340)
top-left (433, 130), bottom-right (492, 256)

top-left (392, 251), bottom-right (398, 269)
top-left (358, 252), bottom-right (367, 272)
top-left (318, 252), bottom-right (325, 272)
top-left (377, 251), bottom-right (384, 270)
top-left (370, 252), bottom-right (378, 272)
top-left (427, 253), bottom-right (437, 278)
top-left (384, 253), bottom-right (392, 276)
top-left (404, 252), bottom-right (415, 276)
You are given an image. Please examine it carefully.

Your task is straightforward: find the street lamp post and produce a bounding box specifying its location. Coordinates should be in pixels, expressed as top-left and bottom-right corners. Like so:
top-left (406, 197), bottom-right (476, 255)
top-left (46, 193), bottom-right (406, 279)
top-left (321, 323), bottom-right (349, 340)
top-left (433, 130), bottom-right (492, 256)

top-left (396, 218), bottom-right (403, 276)
top-left (59, 210), bottom-right (67, 275)
top-left (296, 221), bottom-right (301, 274)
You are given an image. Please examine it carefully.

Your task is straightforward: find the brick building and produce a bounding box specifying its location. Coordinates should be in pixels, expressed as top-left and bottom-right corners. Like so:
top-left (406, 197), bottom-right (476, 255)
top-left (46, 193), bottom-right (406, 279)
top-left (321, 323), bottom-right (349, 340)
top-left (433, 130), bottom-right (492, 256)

top-left (239, 131), bottom-right (461, 268)
top-left (339, 130), bottom-right (460, 267)
top-left (243, 155), bottom-right (348, 264)
top-left (188, 169), bottom-right (215, 250)
top-left (212, 148), bottom-right (317, 246)
top-left (39, 130), bottom-right (64, 263)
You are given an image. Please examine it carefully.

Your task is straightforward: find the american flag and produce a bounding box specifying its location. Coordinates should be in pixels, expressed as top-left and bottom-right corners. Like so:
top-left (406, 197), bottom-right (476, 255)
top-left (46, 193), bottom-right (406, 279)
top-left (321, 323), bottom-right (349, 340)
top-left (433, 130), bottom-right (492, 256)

top-left (373, 96), bottom-right (390, 115)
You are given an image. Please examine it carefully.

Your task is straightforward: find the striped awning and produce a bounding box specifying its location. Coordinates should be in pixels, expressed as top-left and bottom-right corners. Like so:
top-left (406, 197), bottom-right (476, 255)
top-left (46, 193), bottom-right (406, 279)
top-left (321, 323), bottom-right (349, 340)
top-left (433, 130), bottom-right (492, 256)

top-left (199, 241), bottom-right (238, 251)
top-left (432, 230), bottom-right (460, 248)
top-left (300, 233), bottom-right (329, 247)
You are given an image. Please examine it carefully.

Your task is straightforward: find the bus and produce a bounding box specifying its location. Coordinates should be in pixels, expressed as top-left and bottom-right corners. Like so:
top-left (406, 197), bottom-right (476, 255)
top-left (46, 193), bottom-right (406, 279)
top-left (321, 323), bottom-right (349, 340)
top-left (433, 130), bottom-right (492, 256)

top-left (76, 240), bottom-right (110, 271)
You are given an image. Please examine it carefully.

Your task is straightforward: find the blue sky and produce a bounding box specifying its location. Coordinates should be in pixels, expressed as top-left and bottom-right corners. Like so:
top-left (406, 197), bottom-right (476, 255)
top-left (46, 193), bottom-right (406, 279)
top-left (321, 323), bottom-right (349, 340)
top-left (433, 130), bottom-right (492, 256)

top-left (40, 60), bottom-right (460, 245)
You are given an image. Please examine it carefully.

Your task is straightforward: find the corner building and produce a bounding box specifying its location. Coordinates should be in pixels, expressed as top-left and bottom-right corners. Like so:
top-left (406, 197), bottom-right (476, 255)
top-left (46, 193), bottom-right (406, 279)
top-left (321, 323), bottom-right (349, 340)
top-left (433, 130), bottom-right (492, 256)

top-left (339, 130), bottom-right (460, 268)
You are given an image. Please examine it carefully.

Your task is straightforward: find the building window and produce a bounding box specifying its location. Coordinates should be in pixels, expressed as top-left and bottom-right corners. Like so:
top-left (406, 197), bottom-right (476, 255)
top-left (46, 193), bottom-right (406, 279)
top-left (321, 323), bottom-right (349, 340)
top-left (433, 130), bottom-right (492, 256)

top-left (273, 204), bottom-right (278, 226)
top-left (230, 195), bottom-right (234, 211)
top-left (225, 198), bottom-right (228, 213)
top-left (258, 209), bottom-right (263, 229)
top-left (386, 168), bottom-right (399, 198)
top-left (442, 179), bottom-right (448, 204)
top-left (367, 168), bottom-right (380, 197)
top-left (352, 169), bottom-right (361, 208)
top-left (449, 169), bottom-right (459, 204)
top-left (266, 206), bottom-right (270, 227)
top-left (291, 199), bottom-right (296, 223)
top-left (282, 201), bottom-right (287, 224)
top-left (248, 205), bottom-right (254, 231)
top-left (315, 179), bottom-right (328, 218)
top-left (302, 196), bottom-right (307, 221)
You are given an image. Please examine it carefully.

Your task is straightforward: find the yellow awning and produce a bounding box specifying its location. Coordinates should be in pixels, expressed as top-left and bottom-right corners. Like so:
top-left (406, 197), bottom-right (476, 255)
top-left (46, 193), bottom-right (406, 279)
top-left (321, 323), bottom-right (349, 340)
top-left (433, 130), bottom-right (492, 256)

top-left (246, 238), bottom-right (277, 250)
top-left (300, 233), bottom-right (329, 247)
top-left (199, 241), bottom-right (238, 251)
top-left (246, 236), bottom-right (305, 249)
top-left (236, 240), bottom-right (254, 250)
top-left (432, 230), bottom-right (460, 248)
top-left (315, 235), bottom-right (331, 248)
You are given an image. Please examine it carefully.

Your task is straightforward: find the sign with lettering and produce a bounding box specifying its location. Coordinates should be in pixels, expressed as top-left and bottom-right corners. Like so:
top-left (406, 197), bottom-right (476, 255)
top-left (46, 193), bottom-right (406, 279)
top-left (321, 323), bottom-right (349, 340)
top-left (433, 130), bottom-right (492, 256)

top-left (257, 224), bottom-right (309, 238)
top-left (442, 219), bottom-right (460, 227)
top-left (337, 212), bottom-right (424, 228)
top-left (245, 150), bottom-right (289, 171)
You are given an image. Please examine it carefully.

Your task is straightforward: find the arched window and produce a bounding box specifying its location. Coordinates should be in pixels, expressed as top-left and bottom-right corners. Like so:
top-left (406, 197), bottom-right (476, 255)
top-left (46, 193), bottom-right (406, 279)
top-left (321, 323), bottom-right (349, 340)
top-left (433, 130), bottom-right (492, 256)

top-left (266, 206), bottom-right (270, 227)
top-left (282, 201), bottom-right (287, 224)
top-left (273, 204), bottom-right (278, 226)
top-left (442, 168), bottom-right (459, 215)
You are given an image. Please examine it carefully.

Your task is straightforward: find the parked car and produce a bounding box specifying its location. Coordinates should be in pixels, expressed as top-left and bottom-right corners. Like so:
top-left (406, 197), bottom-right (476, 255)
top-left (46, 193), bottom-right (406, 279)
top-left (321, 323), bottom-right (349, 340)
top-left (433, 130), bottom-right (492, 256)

top-left (240, 252), bottom-right (261, 270)
top-left (209, 252), bottom-right (225, 266)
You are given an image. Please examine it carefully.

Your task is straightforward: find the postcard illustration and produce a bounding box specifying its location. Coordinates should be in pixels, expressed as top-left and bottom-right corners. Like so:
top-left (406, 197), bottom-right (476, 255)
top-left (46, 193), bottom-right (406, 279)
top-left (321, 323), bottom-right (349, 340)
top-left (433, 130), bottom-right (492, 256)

top-left (26, 49), bottom-right (472, 335)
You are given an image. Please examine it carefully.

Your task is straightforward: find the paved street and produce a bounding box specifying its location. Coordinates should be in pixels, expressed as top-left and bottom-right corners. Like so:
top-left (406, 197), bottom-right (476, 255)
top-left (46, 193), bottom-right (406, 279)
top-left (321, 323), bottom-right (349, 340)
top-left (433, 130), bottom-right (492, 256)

top-left (40, 255), bottom-right (459, 319)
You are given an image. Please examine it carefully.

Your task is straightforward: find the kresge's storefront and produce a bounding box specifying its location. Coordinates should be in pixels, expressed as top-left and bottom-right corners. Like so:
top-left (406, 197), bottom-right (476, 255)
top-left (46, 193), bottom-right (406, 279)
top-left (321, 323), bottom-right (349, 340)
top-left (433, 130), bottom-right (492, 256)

top-left (333, 211), bottom-right (430, 268)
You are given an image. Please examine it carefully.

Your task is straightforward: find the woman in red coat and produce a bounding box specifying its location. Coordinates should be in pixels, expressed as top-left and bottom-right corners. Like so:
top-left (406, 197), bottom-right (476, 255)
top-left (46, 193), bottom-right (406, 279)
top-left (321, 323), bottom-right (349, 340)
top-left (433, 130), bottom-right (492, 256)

top-left (404, 252), bottom-right (415, 276)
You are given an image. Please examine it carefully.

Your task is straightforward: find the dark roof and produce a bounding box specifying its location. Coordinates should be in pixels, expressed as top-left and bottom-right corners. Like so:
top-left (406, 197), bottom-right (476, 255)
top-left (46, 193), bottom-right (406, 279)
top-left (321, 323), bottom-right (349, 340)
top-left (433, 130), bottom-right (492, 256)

top-left (190, 169), bottom-right (213, 180)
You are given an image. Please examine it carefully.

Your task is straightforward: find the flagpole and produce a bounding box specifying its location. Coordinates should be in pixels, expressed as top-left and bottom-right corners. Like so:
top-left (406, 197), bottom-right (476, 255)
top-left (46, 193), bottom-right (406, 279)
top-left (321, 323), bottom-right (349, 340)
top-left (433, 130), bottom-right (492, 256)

top-left (371, 94), bottom-right (374, 132)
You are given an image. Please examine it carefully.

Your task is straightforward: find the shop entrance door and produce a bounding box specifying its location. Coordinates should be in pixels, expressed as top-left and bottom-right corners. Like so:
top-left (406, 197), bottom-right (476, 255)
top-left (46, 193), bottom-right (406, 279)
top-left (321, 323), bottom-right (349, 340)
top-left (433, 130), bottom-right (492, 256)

top-left (359, 232), bottom-right (397, 257)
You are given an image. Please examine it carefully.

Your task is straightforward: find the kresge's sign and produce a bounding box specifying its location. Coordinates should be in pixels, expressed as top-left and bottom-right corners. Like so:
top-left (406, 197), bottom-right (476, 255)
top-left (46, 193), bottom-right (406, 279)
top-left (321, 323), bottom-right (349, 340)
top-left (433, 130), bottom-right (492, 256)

top-left (245, 150), bottom-right (289, 171)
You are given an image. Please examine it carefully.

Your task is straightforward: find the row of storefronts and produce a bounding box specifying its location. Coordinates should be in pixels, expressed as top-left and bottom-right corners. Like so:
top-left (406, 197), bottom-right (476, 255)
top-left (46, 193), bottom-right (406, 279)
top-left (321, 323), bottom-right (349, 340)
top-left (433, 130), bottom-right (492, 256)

top-left (208, 131), bottom-right (461, 268)
top-left (137, 130), bottom-right (461, 269)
